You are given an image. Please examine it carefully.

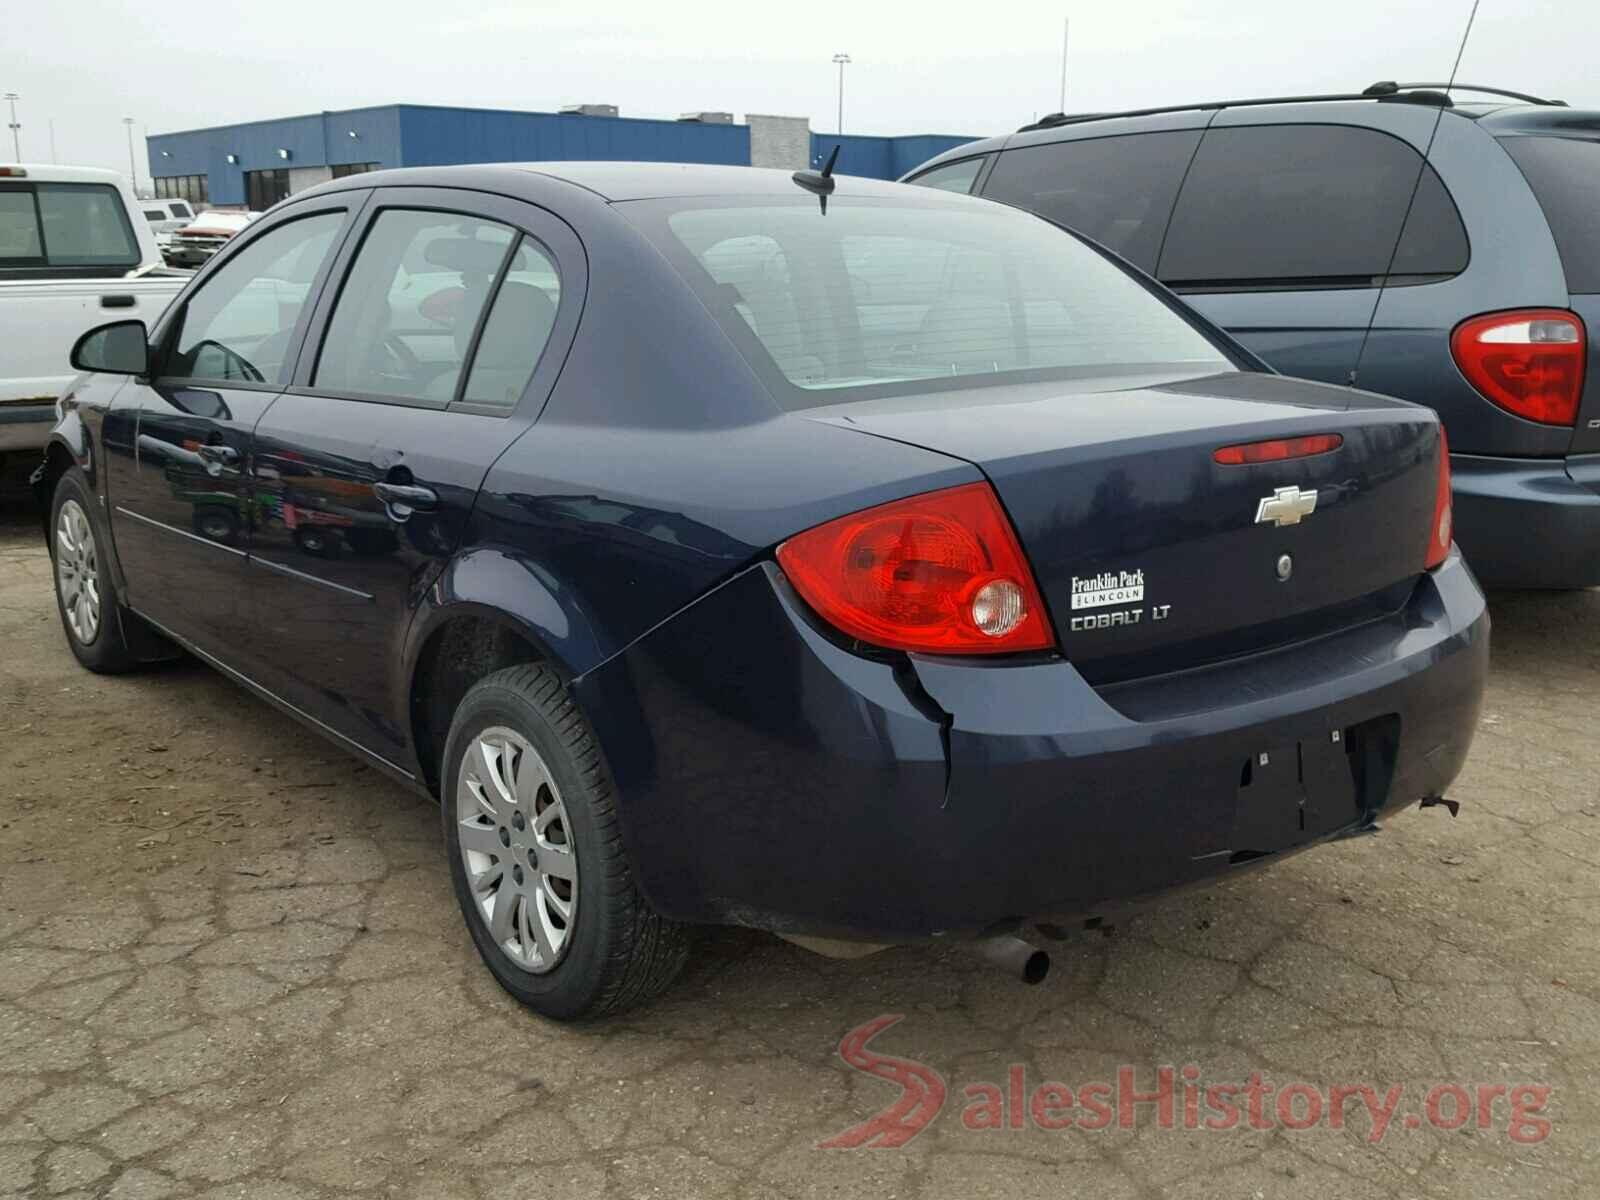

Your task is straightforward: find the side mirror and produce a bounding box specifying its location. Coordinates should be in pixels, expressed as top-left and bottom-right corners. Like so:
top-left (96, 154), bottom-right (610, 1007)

top-left (71, 320), bottom-right (150, 376)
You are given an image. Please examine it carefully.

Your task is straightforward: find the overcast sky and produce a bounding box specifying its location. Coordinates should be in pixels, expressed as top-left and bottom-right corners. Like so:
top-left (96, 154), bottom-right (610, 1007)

top-left (7, 0), bottom-right (1597, 180)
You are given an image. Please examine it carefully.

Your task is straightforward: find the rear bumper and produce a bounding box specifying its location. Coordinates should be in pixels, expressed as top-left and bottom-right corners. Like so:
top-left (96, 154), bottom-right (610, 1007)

top-left (0, 403), bottom-right (56, 453)
top-left (579, 553), bottom-right (1488, 943)
top-left (1451, 453), bottom-right (1600, 589)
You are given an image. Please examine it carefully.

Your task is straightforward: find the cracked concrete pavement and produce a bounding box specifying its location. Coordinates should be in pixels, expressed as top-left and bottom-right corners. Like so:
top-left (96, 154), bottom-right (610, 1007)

top-left (3, 500), bottom-right (1599, 1199)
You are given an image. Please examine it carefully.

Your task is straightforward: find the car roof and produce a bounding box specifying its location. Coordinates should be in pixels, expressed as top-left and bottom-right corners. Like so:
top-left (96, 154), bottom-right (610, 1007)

top-left (906, 94), bottom-right (1600, 177)
top-left (310, 161), bottom-right (961, 206)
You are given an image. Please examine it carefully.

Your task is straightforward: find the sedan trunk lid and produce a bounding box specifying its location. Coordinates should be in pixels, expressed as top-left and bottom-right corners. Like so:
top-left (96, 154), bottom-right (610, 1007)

top-left (808, 370), bottom-right (1442, 681)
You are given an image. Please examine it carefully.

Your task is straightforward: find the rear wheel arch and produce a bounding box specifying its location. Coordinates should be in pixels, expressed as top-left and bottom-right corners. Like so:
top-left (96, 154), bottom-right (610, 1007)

top-left (407, 607), bottom-right (563, 799)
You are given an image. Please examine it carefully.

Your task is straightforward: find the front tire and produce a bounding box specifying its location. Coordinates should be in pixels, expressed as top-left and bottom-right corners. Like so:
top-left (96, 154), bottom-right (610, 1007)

top-left (50, 470), bottom-right (138, 674)
top-left (442, 664), bottom-right (690, 1020)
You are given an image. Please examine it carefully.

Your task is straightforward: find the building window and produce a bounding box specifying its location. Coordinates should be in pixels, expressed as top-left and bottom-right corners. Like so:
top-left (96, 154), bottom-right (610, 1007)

top-left (245, 168), bottom-right (291, 212)
top-left (330, 162), bottom-right (379, 179)
top-left (153, 174), bottom-right (209, 204)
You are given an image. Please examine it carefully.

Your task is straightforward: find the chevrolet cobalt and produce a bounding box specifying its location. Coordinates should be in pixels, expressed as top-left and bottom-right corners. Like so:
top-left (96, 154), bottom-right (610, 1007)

top-left (38, 163), bottom-right (1487, 1018)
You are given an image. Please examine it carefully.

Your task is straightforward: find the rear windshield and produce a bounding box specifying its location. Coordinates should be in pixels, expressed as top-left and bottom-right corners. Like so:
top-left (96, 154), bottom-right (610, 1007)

top-left (1501, 135), bottom-right (1600, 294)
top-left (630, 196), bottom-right (1233, 406)
top-left (0, 183), bottom-right (140, 271)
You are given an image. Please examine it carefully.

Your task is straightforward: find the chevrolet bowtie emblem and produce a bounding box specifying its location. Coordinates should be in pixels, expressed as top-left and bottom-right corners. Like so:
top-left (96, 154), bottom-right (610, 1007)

top-left (1255, 485), bottom-right (1318, 527)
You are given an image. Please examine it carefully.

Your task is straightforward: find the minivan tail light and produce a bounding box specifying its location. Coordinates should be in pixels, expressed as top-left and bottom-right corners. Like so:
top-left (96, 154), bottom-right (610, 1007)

top-left (1450, 308), bottom-right (1586, 426)
top-left (775, 482), bottom-right (1055, 654)
top-left (1426, 425), bottom-right (1453, 571)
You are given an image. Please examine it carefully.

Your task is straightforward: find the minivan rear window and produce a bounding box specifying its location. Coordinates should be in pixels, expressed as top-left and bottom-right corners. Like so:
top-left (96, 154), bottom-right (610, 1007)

top-left (1501, 135), bottom-right (1600, 294)
top-left (633, 196), bottom-right (1233, 406)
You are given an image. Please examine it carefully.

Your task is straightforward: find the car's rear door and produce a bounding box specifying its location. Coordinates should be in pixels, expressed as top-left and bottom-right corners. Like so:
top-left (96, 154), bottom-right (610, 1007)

top-left (105, 200), bottom-right (361, 655)
top-left (1154, 120), bottom-right (1470, 385)
top-left (240, 187), bottom-right (583, 765)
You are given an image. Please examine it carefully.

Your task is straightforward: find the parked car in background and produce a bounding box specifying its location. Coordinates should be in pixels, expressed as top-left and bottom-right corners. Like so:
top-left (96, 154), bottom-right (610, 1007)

top-left (0, 164), bottom-right (187, 463)
top-left (140, 198), bottom-right (196, 259)
top-left (908, 82), bottom-right (1600, 587)
top-left (37, 163), bottom-right (1485, 1019)
top-left (164, 209), bottom-right (259, 268)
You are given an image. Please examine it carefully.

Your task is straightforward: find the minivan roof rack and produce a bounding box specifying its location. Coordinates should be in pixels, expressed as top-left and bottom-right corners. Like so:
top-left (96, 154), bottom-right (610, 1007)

top-left (1366, 81), bottom-right (1566, 106)
top-left (1015, 80), bottom-right (1562, 134)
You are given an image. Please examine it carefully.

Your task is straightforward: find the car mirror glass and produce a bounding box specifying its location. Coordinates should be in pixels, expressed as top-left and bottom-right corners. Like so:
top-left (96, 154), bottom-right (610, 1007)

top-left (71, 320), bottom-right (150, 376)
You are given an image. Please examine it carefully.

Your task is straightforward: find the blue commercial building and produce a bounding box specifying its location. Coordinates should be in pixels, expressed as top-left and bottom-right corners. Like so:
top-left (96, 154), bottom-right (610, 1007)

top-left (145, 104), bottom-right (979, 209)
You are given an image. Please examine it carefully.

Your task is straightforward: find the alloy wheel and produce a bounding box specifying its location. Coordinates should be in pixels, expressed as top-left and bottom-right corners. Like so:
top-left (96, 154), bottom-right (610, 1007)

top-left (55, 498), bottom-right (102, 645)
top-left (455, 726), bottom-right (578, 973)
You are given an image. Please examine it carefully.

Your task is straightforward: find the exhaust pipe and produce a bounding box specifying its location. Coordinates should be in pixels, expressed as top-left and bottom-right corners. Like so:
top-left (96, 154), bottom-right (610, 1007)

top-left (969, 935), bottom-right (1049, 985)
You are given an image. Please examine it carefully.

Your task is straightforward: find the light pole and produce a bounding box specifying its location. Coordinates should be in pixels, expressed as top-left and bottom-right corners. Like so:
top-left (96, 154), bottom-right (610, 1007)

top-left (4, 93), bottom-right (19, 162)
top-left (122, 117), bottom-right (138, 192)
top-left (831, 53), bottom-right (850, 136)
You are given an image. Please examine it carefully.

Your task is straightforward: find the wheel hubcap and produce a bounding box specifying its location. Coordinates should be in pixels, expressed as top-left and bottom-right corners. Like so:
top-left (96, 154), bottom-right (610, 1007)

top-left (455, 727), bottom-right (577, 973)
top-left (55, 499), bottom-right (101, 645)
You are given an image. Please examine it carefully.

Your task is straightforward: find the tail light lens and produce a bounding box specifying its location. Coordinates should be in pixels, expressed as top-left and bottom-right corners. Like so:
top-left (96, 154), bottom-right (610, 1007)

top-left (1426, 426), bottom-right (1453, 570)
top-left (775, 482), bottom-right (1055, 654)
top-left (1450, 308), bottom-right (1586, 426)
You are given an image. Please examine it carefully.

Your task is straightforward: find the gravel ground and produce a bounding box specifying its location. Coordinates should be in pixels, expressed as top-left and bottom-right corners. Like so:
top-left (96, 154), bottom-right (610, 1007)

top-left (2, 492), bottom-right (1599, 1200)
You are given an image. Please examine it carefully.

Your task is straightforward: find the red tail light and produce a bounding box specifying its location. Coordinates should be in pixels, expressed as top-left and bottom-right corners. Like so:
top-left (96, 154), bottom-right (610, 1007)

top-left (1214, 433), bottom-right (1343, 465)
top-left (775, 482), bottom-right (1055, 654)
top-left (1450, 308), bottom-right (1586, 426)
top-left (1426, 426), bottom-right (1453, 570)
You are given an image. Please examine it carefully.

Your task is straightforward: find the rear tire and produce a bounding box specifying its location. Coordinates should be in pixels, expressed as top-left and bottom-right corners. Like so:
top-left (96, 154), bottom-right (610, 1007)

top-left (49, 470), bottom-right (139, 674)
top-left (442, 663), bottom-right (690, 1020)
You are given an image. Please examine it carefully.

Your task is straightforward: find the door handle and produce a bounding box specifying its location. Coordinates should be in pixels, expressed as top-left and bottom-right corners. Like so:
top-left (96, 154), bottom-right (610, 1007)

top-left (372, 481), bottom-right (438, 519)
top-left (195, 443), bottom-right (240, 466)
top-left (100, 293), bottom-right (136, 309)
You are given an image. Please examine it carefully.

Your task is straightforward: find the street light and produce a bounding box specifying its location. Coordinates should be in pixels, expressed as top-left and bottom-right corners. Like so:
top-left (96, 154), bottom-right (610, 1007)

top-left (4, 93), bottom-right (20, 162)
top-left (831, 53), bottom-right (851, 136)
top-left (122, 117), bottom-right (137, 193)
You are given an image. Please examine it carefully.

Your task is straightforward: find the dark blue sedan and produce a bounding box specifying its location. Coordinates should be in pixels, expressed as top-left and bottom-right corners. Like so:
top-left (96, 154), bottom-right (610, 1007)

top-left (38, 162), bottom-right (1487, 1019)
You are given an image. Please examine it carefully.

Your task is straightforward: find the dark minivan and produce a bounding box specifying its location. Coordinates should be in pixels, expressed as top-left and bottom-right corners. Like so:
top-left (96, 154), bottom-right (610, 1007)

top-left (907, 83), bottom-right (1600, 587)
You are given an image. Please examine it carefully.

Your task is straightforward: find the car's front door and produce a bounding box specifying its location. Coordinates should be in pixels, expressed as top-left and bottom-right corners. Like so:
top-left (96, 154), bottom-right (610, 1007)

top-left (240, 188), bottom-right (581, 766)
top-left (106, 203), bottom-right (361, 654)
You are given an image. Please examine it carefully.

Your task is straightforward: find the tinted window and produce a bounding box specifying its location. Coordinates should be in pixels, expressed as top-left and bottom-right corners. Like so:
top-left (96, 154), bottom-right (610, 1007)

top-left (170, 202), bottom-right (193, 219)
top-left (315, 209), bottom-right (515, 403)
top-left (460, 240), bottom-right (561, 409)
top-left (981, 131), bottom-right (1201, 273)
top-left (1501, 135), bottom-right (1600, 294)
top-left (144, 209), bottom-right (165, 222)
top-left (907, 157), bottom-right (985, 195)
top-left (647, 199), bottom-right (1231, 404)
top-left (166, 212), bottom-right (344, 385)
top-left (1158, 124), bottom-right (1468, 287)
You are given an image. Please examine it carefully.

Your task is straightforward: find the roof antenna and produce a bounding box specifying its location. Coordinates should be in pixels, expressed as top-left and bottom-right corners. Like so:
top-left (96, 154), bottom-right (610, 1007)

top-left (1350, 0), bottom-right (1479, 389)
top-left (792, 143), bottom-right (841, 214)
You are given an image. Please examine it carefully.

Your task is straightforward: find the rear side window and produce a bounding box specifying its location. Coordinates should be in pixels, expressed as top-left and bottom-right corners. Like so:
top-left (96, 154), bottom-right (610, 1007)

top-left (1501, 135), bottom-right (1600, 294)
top-left (980, 131), bottom-right (1202, 274)
top-left (907, 157), bottom-right (986, 195)
top-left (1158, 124), bottom-right (1468, 288)
top-left (143, 209), bottom-right (165, 222)
top-left (171, 202), bottom-right (193, 219)
top-left (459, 241), bottom-right (562, 409)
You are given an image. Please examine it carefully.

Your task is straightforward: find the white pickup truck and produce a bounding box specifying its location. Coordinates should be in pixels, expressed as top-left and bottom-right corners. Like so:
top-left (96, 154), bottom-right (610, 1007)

top-left (1, 165), bottom-right (190, 460)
